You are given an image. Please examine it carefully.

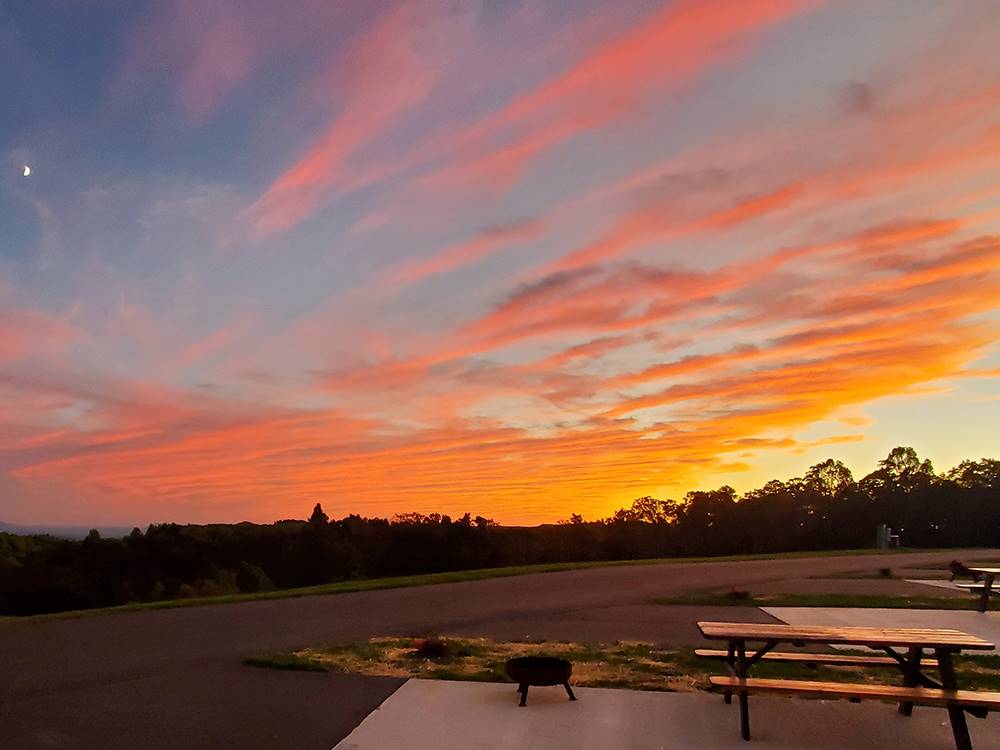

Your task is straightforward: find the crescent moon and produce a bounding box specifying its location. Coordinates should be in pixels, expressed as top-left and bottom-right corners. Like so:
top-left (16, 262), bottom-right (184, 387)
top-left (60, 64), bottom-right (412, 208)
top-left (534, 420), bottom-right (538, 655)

top-left (23, 165), bottom-right (31, 177)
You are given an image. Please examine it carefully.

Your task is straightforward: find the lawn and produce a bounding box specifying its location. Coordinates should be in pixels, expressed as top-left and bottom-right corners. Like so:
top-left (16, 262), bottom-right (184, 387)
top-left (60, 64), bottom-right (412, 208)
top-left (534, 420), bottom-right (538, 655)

top-left (244, 635), bottom-right (1000, 692)
top-left (0, 547), bottom-right (926, 623)
top-left (650, 591), bottom-right (982, 610)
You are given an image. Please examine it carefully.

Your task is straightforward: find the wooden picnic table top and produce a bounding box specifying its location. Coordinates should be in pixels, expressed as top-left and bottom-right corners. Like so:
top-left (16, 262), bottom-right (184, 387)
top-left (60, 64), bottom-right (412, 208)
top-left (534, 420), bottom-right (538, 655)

top-left (697, 621), bottom-right (995, 650)
top-left (968, 567), bottom-right (1000, 575)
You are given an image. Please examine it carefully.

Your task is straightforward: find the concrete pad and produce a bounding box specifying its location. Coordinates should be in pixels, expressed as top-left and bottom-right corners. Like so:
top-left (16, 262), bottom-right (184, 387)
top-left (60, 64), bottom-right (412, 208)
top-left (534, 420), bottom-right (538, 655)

top-left (905, 579), bottom-right (968, 591)
top-left (333, 679), bottom-right (1000, 749)
top-left (895, 568), bottom-right (953, 579)
top-left (762, 607), bottom-right (1000, 649)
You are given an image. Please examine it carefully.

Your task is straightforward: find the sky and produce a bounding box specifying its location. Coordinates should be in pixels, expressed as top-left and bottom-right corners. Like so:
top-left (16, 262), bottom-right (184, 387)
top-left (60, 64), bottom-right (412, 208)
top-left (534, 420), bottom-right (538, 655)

top-left (1, 0), bottom-right (999, 527)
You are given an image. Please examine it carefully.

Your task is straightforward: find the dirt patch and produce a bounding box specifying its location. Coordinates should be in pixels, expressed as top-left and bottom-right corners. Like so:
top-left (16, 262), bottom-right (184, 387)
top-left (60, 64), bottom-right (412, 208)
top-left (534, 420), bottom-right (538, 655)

top-left (248, 635), bottom-right (1000, 692)
top-left (293, 637), bottom-right (708, 692)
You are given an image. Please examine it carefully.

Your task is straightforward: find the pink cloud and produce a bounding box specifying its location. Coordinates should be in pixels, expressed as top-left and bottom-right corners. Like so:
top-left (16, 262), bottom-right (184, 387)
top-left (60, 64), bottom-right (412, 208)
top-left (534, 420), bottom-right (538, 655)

top-left (113, 0), bottom-right (347, 120)
top-left (249, 0), bottom-right (819, 233)
top-left (378, 218), bottom-right (543, 290)
top-left (248, 1), bottom-right (448, 234)
top-left (415, 0), bottom-right (819, 195)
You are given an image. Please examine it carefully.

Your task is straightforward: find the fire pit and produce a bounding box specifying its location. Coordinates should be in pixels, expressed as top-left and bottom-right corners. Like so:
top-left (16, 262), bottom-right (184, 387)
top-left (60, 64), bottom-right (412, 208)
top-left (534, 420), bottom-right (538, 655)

top-left (504, 656), bottom-right (577, 707)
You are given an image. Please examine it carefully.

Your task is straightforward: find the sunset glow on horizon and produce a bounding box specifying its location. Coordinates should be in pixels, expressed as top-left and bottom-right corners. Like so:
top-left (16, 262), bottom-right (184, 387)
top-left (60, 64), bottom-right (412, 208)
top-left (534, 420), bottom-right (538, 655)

top-left (2, 0), bottom-right (999, 526)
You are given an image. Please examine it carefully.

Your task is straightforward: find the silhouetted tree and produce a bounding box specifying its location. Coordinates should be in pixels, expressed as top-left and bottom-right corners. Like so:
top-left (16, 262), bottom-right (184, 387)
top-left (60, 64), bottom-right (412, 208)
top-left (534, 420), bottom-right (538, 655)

top-left (948, 459), bottom-right (1000, 489)
top-left (308, 503), bottom-right (329, 526)
top-left (805, 459), bottom-right (855, 496)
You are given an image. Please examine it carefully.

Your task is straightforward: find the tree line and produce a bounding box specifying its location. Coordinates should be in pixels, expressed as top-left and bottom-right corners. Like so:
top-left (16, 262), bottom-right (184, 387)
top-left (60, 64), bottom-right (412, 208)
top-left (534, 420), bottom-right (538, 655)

top-left (1, 447), bottom-right (997, 616)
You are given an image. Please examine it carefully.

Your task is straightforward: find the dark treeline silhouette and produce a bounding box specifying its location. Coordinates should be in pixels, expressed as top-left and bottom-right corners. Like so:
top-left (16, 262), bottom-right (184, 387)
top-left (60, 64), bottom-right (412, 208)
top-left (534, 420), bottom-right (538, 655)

top-left (2, 447), bottom-right (997, 616)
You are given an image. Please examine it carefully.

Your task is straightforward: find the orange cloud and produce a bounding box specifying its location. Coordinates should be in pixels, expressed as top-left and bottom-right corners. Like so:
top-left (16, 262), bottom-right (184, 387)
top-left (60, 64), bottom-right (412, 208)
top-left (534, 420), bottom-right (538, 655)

top-left (521, 76), bottom-right (1000, 283)
top-left (548, 181), bottom-right (805, 272)
top-left (215, 228), bottom-right (993, 522)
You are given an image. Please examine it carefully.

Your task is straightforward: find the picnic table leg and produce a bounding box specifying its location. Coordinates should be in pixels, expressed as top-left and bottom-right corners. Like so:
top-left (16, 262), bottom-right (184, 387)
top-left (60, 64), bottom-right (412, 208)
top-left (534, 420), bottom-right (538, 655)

top-left (980, 575), bottom-right (994, 613)
top-left (898, 646), bottom-right (922, 716)
top-left (936, 649), bottom-right (973, 750)
top-left (724, 641), bottom-right (735, 704)
top-left (737, 640), bottom-right (751, 741)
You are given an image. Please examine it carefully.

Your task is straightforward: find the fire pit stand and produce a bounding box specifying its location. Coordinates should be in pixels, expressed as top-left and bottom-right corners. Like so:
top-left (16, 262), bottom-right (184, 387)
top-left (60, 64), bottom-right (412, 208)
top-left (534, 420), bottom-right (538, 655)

top-left (504, 656), bottom-right (577, 707)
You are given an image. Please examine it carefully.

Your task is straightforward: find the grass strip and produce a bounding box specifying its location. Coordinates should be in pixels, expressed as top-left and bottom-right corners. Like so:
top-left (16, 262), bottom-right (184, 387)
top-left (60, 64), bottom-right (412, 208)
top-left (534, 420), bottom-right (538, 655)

top-left (242, 653), bottom-right (327, 672)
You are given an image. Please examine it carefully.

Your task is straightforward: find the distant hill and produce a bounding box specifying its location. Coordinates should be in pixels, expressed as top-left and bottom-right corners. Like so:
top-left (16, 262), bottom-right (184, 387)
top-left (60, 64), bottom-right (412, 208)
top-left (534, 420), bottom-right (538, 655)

top-left (0, 522), bottom-right (133, 540)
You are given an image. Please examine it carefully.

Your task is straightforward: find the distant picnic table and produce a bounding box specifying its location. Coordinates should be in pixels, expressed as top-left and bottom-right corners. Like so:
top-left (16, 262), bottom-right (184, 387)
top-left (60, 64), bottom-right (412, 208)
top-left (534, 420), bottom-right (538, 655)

top-left (697, 620), bottom-right (998, 749)
top-left (966, 567), bottom-right (1000, 612)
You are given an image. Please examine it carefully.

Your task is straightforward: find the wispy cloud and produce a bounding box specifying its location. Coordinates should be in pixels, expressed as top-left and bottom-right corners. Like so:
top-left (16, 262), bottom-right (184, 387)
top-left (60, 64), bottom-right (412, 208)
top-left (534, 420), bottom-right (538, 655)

top-left (416, 0), bottom-right (819, 194)
top-left (112, 0), bottom-right (347, 120)
top-left (378, 217), bottom-right (543, 290)
top-left (247, 1), bottom-right (454, 234)
top-left (248, 0), bottom-right (819, 234)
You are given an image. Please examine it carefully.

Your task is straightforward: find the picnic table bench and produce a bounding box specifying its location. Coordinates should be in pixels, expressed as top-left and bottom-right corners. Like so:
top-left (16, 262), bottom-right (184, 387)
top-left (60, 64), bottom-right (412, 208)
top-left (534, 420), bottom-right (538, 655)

top-left (960, 567), bottom-right (1000, 612)
top-left (697, 621), bottom-right (1000, 749)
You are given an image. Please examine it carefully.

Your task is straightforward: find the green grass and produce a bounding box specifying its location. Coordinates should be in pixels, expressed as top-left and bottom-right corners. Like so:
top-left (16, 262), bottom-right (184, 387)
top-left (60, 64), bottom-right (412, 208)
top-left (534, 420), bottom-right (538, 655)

top-left (651, 592), bottom-right (982, 610)
top-left (244, 636), bottom-right (1000, 692)
top-left (242, 653), bottom-right (327, 672)
top-left (0, 547), bottom-right (951, 624)
top-left (818, 570), bottom-right (900, 580)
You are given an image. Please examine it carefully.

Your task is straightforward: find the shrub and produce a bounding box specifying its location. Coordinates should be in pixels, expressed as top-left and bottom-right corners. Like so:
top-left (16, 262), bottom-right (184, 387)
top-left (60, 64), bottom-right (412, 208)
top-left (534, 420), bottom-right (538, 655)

top-left (177, 583), bottom-right (196, 598)
top-left (413, 636), bottom-right (449, 658)
top-left (236, 561), bottom-right (273, 593)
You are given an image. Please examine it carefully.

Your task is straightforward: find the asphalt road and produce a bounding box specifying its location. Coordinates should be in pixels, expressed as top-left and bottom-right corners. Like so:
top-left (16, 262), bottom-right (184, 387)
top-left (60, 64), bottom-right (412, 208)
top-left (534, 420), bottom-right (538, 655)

top-left (3, 549), bottom-right (996, 749)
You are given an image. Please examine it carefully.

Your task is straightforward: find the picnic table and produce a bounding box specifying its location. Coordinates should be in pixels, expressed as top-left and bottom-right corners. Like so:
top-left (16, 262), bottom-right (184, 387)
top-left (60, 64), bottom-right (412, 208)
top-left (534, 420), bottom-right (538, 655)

top-left (967, 567), bottom-right (1000, 612)
top-left (697, 621), bottom-right (997, 749)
